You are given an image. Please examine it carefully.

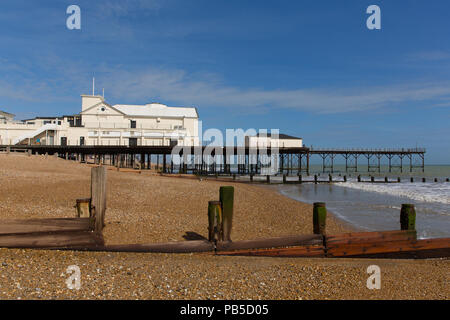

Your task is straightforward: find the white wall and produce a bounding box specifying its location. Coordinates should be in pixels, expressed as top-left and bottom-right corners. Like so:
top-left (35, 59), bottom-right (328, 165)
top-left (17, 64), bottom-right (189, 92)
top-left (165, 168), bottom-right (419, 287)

top-left (0, 95), bottom-right (200, 146)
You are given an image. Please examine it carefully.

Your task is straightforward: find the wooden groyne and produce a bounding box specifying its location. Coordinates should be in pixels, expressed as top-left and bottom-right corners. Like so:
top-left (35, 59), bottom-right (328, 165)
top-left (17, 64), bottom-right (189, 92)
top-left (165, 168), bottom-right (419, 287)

top-left (0, 167), bottom-right (448, 259)
top-left (0, 167), bottom-right (107, 250)
top-left (158, 172), bottom-right (449, 185)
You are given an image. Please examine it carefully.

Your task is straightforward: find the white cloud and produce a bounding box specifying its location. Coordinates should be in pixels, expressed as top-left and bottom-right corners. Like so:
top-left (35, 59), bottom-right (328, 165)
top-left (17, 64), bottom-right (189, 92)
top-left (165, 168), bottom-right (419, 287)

top-left (408, 51), bottom-right (450, 62)
top-left (2, 59), bottom-right (450, 114)
top-left (97, 0), bottom-right (163, 17)
top-left (100, 66), bottom-right (450, 114)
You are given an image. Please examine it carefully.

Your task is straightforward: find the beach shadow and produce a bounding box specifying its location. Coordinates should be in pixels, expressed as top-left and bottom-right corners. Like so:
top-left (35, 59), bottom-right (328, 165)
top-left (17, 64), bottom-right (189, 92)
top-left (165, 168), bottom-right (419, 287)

top-left (182, 231), bottom-right (207, 241)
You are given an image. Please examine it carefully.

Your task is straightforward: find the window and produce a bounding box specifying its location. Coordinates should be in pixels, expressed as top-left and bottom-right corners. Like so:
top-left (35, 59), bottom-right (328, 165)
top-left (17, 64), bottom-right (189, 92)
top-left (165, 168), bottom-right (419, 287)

top-left (130, 120), bottom-right (136, 129)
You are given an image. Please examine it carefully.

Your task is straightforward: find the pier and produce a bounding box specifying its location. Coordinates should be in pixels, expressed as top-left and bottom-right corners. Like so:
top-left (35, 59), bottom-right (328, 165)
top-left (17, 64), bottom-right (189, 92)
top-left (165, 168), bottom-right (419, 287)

top-left (0, 145), bottom-right (426, 175)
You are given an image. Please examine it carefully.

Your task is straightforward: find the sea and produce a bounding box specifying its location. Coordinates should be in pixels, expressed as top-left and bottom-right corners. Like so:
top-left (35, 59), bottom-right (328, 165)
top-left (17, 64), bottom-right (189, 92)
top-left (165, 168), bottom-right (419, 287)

top-left (275, 165), bottom-right (450, 239)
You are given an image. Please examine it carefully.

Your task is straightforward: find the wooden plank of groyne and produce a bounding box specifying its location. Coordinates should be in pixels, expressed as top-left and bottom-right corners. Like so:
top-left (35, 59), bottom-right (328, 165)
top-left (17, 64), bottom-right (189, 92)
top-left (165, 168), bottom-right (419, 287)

top-left (0, 218), bottom-right (91, 236)
top-left (216, 245), bottom-right (325, 257)
top-left (327, 238), bottom-right (450, 258)
top-left (98, 240), bottom-right (214, 253)
top-left (326, 230), bottom-right (417, 246)
top-left (0, 231), bottom-right (104, 249)
top-left (346, 247), bottom-right (450, 259)
top-left (216, 234), bottom-right (323, 252)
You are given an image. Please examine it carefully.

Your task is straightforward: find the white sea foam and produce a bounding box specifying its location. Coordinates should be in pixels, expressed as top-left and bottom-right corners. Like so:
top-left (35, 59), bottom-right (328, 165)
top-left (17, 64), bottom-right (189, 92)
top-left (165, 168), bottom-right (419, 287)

top-left (342, 181), bottom-right (450, 205)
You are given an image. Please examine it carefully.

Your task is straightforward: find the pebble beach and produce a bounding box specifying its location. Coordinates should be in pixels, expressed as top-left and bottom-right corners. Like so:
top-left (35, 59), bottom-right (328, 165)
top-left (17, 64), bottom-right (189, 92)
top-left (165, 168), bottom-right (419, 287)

top-left (0, 153), bottom-right (448, 300)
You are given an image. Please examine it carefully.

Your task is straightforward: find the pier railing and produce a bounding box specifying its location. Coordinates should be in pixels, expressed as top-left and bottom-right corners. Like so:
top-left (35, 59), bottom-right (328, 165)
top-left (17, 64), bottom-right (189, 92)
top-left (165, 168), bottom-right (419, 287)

top-left (310, 147), bottom-right (426, 153)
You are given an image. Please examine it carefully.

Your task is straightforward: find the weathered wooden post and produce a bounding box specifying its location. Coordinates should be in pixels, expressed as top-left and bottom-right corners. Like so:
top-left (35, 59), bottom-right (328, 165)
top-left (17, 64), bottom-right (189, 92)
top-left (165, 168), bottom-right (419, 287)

top-left (250, 174), bottom-right (253, 182)
top-left (91, 166), bottom-right (107, 233)
top-left (283, 174), bottom-right (287, 183)
top-left (313, 202), bottom-right (327, 235)
top-left (298, 174), bottom-right (302, 183)
top-left (75, 198), bottom-right (91, 218)
top-left (208, 201), bottom-right (222, 242)
top-left (314, 174), bottom-right (318, 184)
top-left (400, 204), bottom-right (416, 231)
top-left (220, 186), bottom-right (234, 242)
top-left (329, 174), bottom-right (332, 183)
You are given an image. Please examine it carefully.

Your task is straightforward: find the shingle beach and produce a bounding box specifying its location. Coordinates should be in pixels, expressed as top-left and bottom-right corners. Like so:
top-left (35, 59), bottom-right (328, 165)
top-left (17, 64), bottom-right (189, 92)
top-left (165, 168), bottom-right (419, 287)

top-left (0, 153), bottom-right (448, 300)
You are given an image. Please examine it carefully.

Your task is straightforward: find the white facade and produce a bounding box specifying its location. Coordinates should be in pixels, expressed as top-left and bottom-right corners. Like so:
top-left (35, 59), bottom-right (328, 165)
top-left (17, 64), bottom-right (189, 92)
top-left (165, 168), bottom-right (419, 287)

top-left (0, 111), bottom-right (15, 123)
top-left (245, 134), bottom-right (303, 148)
top-left (0, 95), bottom-right (200, 147)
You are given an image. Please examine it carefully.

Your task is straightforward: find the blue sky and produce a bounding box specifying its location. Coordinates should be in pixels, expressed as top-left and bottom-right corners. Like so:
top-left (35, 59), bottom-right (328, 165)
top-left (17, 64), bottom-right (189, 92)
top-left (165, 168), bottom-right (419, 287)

top-left (0, 0), bottom-right (449, 163)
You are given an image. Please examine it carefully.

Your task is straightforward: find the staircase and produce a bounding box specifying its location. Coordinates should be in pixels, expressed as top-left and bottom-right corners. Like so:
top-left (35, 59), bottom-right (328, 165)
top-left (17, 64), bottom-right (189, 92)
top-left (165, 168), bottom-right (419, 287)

top-left (12, 123), bottom-right (58, 145)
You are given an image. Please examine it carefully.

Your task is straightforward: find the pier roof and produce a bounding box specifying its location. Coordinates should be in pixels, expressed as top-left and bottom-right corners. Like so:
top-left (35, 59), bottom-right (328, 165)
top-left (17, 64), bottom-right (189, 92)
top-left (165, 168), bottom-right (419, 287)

top-left (255, 133), bottom-right (302, 140)
top-left (113, 103), bottom-right (198, 118)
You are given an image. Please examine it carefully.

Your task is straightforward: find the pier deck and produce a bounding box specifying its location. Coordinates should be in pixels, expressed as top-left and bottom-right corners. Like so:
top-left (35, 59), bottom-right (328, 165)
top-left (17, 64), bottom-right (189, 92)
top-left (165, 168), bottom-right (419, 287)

top-left (0, 145), bottom-right (426, 174)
